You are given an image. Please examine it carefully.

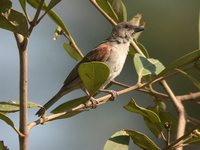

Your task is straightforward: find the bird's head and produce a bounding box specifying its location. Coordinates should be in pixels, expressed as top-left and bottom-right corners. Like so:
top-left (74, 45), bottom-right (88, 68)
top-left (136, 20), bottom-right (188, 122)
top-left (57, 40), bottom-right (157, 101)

top-left (112, 22), bottom-right (144, 40)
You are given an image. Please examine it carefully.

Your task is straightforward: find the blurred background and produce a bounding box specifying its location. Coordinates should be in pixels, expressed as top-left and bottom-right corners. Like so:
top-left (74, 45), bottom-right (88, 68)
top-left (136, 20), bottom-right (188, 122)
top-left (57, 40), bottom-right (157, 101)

top-left (0, 0), bottom-right (199, 149)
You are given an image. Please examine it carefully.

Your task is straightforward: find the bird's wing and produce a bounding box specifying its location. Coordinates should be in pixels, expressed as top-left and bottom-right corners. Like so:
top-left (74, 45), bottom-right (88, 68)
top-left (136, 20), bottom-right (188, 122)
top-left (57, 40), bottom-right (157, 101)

top-left (64, 43), bottom-right (111, 85)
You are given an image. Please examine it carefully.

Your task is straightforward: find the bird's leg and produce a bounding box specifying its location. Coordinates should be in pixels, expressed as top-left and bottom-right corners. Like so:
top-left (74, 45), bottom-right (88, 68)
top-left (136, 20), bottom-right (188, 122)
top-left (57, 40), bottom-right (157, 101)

top-left (100, 89), bottom-right (118, 101)
top-left (82, 88), bottom-right (98, 109)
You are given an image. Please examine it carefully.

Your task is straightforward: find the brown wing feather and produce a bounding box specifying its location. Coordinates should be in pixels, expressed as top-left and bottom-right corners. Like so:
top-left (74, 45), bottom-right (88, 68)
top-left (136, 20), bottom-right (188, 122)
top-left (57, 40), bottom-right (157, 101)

top-left (64, 43), bottom-right (111, 85)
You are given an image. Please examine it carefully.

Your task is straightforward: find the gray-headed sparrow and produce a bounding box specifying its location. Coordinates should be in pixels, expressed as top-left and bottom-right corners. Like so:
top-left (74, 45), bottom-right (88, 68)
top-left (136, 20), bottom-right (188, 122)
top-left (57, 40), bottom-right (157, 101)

top-left (36, 22), bottom-right (144, 116)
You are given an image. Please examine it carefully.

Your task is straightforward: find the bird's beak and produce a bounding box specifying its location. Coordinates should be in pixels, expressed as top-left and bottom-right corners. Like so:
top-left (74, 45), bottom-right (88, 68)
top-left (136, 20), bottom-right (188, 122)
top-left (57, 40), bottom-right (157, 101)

top-left (134, 26), bottom-right (144, 33)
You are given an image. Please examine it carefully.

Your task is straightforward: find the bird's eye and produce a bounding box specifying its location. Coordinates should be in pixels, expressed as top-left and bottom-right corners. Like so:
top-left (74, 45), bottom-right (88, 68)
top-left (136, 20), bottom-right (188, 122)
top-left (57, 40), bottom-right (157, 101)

top-left (124, 24), bottom-right (130, 28)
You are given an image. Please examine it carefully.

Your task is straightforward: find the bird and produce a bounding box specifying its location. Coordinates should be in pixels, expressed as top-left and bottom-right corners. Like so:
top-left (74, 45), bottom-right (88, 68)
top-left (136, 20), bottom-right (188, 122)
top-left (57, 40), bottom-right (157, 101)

top-left (36, 22), bottom-right (144, 117)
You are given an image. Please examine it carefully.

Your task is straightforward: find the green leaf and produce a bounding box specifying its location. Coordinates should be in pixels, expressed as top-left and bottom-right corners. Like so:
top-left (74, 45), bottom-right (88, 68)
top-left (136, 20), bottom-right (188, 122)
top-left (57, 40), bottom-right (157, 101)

top-left (46, 0), bottom-right (61, 13)
top-left (95, 0), bottom-right (119, 23)
top-left (133, 53), bottom-right (165, 82)
top-left (129, 41), bottom-right (149, 58)
top-left (124, 99), bottom-right (163, 137)
top-left (158, 49), bottom-right (200, 77)
top-left (148, 101), bottom-right (177, 136)
top-left (47, 9), bottom-right (71, 36)
top-left (51, 96), bottom-right (88, 114)
top-left (108, 0), bottom-right (127, 22)
top-left (19, 0), bottom-right (26, 13)
top-left (78, 62), bottom-right (110, 96)
top-left (0, 0), bottom-right (12, 13)
top-left (0, 141), bottom-right (9, 150)
top-left (176, 69), bottom-right (200, 90)
top-left (104, 130), bottom-right (129, 150)
top-left (0, 9), bottom-right (28, 36)
top-left (63, 42), bottom-right (83, 61)
top-left (126, 130), bottom-right (161, 150)
top-left (184, 129), bottom-right (200, 145)
top-left (51, 96), bottom-right (88, 119)
top-left (27, 0), bottom-right (71, 36)
top-left (0, 100), bottom-right (43, 113)
top-left (0, 112), bottom-right (20, 135)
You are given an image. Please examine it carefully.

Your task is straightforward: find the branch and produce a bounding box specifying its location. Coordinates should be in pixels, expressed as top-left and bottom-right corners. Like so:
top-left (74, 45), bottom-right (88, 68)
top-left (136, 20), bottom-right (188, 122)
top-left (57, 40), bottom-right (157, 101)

top-left (14, 33), bottom-right (29, 150)
top-left (162, 80), bottom-right (186, 150)
top-left (89, 0), bottom-right (117, 25)
top-left (28, 84), bottom-right (142, 130)
top-left (28, 0), bottom-right (45, 36)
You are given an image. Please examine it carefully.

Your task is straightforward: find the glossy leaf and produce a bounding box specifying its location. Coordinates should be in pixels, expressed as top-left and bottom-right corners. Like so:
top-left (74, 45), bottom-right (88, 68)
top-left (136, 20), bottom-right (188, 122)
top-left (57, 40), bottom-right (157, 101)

top-left (0, 113), bottom-right (19, 135)
top-left (133, 53), bottom-right (165, 82)
top-left (78, 62), bottom-right (110, 96)
top-left (95, 0), bottom-right (119, 22)
top-left (0, 141), bottom-right (9, 150)
top-left (104, 130), bottom-right (129, 150)
top-left (63, 42), bottom-right (83, 61)
top-left (124, 99), bottom-right (163, 137)
top-left (108, 0), bottom-right (127, 22)
top-left (176, 69), bottom-right (200, 90)
top-left (0, 9), bottom-right (28, 36)
top-left (0, 0), bottom-right (12, 13)
top-left (126, 130), bottom-right (161, 150)
top-left (158, 49), bottom-right (200, 77)
top-left (0, 100), bottom-right (43, 113)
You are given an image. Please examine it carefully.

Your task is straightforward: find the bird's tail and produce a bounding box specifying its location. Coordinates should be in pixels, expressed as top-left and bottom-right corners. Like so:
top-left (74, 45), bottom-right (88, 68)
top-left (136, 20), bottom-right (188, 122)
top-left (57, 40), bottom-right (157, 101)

top-left (35, 86), bottom-right (72, 117)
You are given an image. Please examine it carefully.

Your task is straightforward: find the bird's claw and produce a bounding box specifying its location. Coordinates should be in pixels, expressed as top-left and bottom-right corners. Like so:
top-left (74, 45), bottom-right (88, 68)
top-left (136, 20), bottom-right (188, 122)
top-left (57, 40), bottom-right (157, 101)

top-left (108, 90), bottom-right (118, 101)
top-left (90, 98), bottom-right (98, 108)
top-left (84, 97), bottom-right (99, 109)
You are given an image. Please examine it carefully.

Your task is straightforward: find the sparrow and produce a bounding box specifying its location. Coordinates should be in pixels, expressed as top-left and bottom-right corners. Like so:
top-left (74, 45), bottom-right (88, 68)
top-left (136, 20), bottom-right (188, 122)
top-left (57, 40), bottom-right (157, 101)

top-left (36, 22), bottom-right (144, 116)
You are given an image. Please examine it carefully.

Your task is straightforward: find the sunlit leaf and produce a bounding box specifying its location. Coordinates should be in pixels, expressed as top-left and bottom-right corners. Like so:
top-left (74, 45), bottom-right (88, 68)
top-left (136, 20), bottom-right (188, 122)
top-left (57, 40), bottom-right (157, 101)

top-left (126, 130), bottom-right (161, 150)
top-left (133, 53), bottom-right (165, 82)
top-left (176, 69), bottom-right (200, 90)
top-left (104, 130), bottom-right (129, 150)
top-left (108, 0), bottom-right (127, 22)
top-left (0, 9), bottom-right (28, 36)
top-left (124, 99), bottom-right (163, 137)
top-left (78, 62), bottom-right (110, 96)
top-left (0, 0), bottom-right (12, 13)
top-left (0, 100), bottom-right (43, 113)
top-left (63, 42), bottom-right (83, 61)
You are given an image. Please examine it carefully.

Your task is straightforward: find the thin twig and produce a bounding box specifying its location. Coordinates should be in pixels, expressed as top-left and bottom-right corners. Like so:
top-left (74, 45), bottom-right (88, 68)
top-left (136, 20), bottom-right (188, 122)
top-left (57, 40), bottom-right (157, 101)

top-left (89, 0), bottom-right (117, 25)
top-left (28, 0), bottom-right (45, 36)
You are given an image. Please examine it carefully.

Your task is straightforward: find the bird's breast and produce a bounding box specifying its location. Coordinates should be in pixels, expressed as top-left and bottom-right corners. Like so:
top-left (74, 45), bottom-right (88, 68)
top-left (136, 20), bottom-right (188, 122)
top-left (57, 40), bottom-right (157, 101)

top-left (105, 42), bottom-right (130, 79)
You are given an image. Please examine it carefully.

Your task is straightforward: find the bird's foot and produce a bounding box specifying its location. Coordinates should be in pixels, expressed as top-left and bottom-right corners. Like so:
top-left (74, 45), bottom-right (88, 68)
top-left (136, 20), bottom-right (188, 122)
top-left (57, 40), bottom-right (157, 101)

top-left (90, 97), bottom-right (99, 108)
top-left (84, 97), bottom-right (99, 109)
top-left (100, 89), bottom-right (118, 101)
